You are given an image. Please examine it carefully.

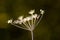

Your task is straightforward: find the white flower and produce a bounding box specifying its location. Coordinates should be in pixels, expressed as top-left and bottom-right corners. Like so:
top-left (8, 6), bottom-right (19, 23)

top-left (18, 20), bottom-right (23, 24)
top-left (32, 14), bottom-right (37, 19)
top-left (37, 15), bottom-right (40, 19)
top-left (18, 16), bottom-right (23, 20)
top-left (26, 17), bottom-right (31, 21)
top-left (8, 19), bottom-right (12, 23)
top-left (13, 20), bottom-right (19, 24)
top-left (40, 9), bottom-right (44, 15)
top-left (29, 10), bottom-right (35, 14)
top-left (23, 18), bottom-right (27, 22)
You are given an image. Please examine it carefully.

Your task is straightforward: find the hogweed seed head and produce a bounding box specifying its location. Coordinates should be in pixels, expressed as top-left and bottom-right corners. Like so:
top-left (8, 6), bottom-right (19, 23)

top-left (7, 9), bottom-right (44, 31)
top-left (7, 9), bottom-right (45, 40)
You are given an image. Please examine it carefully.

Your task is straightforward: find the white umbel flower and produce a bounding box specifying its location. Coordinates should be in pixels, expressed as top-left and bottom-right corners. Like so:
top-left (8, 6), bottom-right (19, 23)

top-left (40, 9), bottom-right (44, 15)
top-left (29, 10), bottom-right (35, 14)
top-left (23, 18), bottom-right (27, 22)
top-left (7, 9), bottom-right (45, 40)
top-left (32, 14), bottom-right (37, 18)
top-left (18, 16), bottom-right (23, 20)
top-left (26, 17), bottom-right (31, 21)
top-left (8, 19), bottom-right (12, 23)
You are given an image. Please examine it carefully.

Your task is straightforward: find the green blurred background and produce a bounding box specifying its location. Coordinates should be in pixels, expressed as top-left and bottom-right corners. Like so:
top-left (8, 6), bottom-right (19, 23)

top-left (0, 0), bottom-right (60, 40)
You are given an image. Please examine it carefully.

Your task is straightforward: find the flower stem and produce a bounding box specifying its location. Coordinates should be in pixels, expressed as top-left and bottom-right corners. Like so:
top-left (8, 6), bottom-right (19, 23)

top-left (31, 31), bottom-right (33, 40)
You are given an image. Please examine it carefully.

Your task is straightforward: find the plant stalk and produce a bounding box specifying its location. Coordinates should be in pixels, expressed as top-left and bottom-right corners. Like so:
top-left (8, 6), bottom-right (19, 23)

top-left (31, 31), bottom-right (33, 40)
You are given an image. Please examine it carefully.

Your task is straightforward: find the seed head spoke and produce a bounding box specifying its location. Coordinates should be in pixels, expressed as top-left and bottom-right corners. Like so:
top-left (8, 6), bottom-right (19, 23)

top-left (11, 23), bottom-right (29, 30)
top-left (22, 22), bottom-right (30, 30)
top-left (27, 21), bottom-right (31, 28)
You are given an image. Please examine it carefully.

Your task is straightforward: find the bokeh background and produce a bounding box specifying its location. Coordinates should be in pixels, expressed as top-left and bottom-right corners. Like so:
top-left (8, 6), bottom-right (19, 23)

top-left (0, 0), bottom-right (60, 40)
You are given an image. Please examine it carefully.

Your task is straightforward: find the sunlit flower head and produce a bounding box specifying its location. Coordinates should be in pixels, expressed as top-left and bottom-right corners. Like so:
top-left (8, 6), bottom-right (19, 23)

top-left (26, 17), bottom-right (31, 21)
top-left (13, 20), bottom-right (19, 24)
top-left (7, 9), bottom-right (45, 40)
top-left (29, 10), bottom-right (35, 14)
top-left (40, 9), bottom-right (44, 15)
top-left (18, 16), bottom-right (23, 20)
top-left (32, 14), bottom-right (38, 19)
top-left (7, 9), bottom-right (44, 31)
top-left (8, 19), bottom-right (12, 23)
top-left (23, 18), bottom-right (27, 22)
top-left (7, 9), bottom-right (44, 30)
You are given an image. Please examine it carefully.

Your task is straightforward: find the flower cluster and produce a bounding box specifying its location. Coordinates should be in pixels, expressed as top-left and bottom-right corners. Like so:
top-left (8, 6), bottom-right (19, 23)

top-left (8, 9), bottom-right (44, 31)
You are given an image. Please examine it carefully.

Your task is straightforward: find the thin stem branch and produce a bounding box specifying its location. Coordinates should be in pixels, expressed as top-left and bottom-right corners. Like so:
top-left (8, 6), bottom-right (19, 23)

top-left (27, 21), bottom-right (31, 28)
top-left (31, 14), bottom-right (34, 30)
top-left (23, 22), bottom-right (30, 30)
top-left (11, 23), bottom-right (29, 30)
top-left (33, 18), bottom-right (36, 27)
top-left (36, 14), bottom-right (43, 27)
